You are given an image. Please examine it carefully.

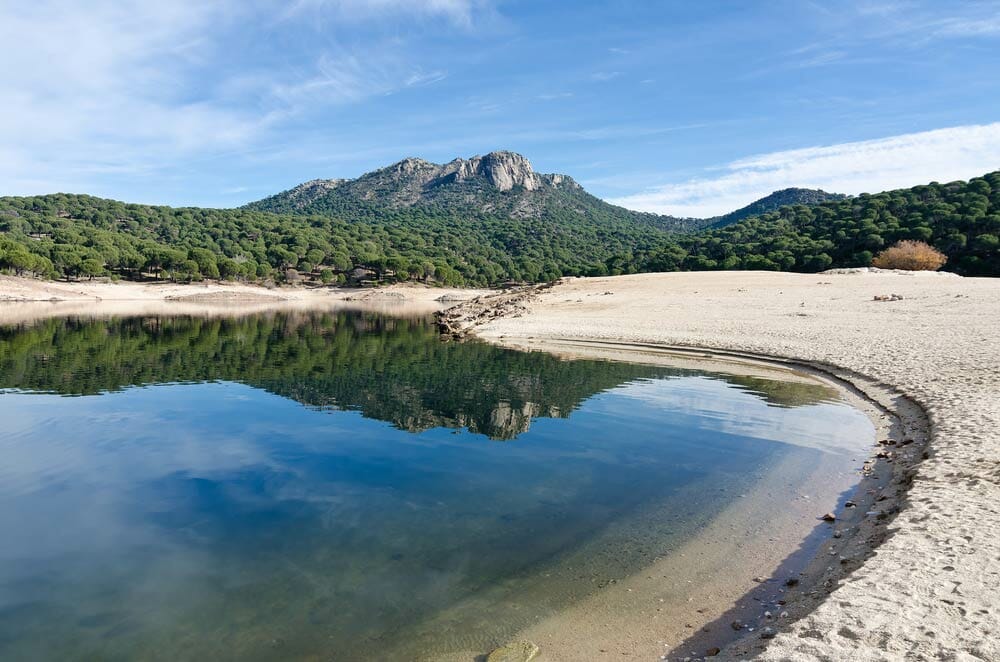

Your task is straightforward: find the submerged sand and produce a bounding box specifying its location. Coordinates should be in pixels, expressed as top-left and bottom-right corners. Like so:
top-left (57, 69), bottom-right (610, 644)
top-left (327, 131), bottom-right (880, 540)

top-left (449, 270), bottom-right (1000, 661)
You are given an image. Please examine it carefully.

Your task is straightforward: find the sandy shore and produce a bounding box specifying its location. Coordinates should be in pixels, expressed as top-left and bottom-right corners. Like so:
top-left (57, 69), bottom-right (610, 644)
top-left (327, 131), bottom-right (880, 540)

top-left (0, 275), bottom-right (485, 324)
top-left (3, 271), bottom-right (997, 660)
top-left (444, 270), bottom-right (1000, 661)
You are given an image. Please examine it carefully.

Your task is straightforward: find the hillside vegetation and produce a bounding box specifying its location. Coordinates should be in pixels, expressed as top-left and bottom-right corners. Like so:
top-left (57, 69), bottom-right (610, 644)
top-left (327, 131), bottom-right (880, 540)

top-left (1, 154), bottom-right (998, 284)
top-left (660, 171), bottom-right (1000, 276)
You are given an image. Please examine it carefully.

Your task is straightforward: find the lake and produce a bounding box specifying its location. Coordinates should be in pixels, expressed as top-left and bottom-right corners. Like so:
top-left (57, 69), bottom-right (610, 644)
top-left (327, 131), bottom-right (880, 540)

top-left (0, 311), bottom-right (873, 661)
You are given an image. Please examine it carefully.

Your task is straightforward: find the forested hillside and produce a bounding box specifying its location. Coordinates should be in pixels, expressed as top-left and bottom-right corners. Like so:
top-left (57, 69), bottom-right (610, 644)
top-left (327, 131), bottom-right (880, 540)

top-left (0, 192), bottom-right (671, 285)
top-left (706, 188), bottom-right (846, 228)
top-left (1, 167), bottom-right (998, 284)
top-left (653, 171), bottom-right (1000, 276)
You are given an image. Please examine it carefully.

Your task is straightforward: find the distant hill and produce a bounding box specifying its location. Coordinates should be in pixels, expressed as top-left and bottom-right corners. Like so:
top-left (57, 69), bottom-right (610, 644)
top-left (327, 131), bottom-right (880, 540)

top-left (707, 188), bottom-right (846, 228)
top-left (246, 150), bottom-right (706, 233)
top-left (644, 172), bottom-right (1000, 275)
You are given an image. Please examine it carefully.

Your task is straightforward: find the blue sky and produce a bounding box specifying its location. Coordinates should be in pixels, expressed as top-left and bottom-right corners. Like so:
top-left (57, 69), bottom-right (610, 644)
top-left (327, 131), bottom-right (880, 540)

top-left (2, 0), bottom-right (999, 216)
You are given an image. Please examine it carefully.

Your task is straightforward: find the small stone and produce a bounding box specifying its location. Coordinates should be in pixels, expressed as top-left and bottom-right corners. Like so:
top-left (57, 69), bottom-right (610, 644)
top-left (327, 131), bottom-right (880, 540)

top-left (780, 611), bottom-right (789, 618)
top-left (785, 578), bottom-right (800, 587)
top-left (730, 620), bottom-right (744, 631)
top-left (760, 627), bottom-right (777, 639)
top-left (833, 530), bottom-right (843, 539)
top-left (706, 647), bottom-right (721, 656)
top-left (844, 500), bottom-right (856, 508)
top-left (486, 641), bottom-right (540, 662)
top-left (821, 513), bottom-right (836, 522)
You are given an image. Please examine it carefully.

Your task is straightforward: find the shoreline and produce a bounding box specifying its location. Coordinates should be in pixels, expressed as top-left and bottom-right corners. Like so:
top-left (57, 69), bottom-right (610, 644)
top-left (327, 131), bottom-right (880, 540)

top-left (0, 274), bottom-right (487, 325)
top-left (3, 271), bottom-right (997, 660)
top-left (458, 338), bottom-right (925, 661)
top-left (438, 271), bottom-right (1000, 661)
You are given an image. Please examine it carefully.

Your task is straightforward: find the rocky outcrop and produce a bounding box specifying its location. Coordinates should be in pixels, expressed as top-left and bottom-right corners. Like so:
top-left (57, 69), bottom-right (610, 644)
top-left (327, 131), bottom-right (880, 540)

top-left (442, 151), bottom-right (542, 191)
top-left (282, 178), bottom-right (345, 208)
top-left (436, 282), bottom-right (558, 340)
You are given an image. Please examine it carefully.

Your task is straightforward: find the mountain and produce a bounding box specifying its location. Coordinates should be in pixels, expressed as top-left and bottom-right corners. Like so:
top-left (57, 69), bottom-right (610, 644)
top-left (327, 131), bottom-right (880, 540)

top-left (246, 150), bottom-right (704, 233)
top-left (708, 188), bottom-right (847, 228)
top-left (2, 154), bottom-right (998, 283)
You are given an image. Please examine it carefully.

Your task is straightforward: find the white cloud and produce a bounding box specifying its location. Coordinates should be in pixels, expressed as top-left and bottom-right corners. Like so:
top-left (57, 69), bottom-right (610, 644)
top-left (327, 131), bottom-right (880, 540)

top-left (0, 0), bottom-right (472, 196)
top-left (284, 0), bottom-right (483, 26)
top-left (0, 0), bottom-right (267, 194)
top-left (609, 123), bottom-right (1000, 217)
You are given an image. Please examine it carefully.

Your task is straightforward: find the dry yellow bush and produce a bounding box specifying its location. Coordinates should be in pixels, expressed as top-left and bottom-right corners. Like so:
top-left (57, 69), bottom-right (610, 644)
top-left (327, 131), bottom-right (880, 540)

top-left (872, 240), bottom-right (947, 271)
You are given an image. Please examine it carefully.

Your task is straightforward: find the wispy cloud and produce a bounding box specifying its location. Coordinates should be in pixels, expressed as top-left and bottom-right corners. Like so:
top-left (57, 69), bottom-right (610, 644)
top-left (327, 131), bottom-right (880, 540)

top-left (537, 91), bottom-right (574, 101)
top-left (934, 15), bottom-right (1000, 37)
top-left (283, 0), bottom-right (486, 26)
top-left (0, 0), bottom-right (265, 194)
top-left (610, 123), bottom-right (1000, 217)
top-left (590, 71), bottom-right (622, 82)
top-left (0, 0), bottom-right (474, 196)
top-left (266, 51), bottom-right (445, 108)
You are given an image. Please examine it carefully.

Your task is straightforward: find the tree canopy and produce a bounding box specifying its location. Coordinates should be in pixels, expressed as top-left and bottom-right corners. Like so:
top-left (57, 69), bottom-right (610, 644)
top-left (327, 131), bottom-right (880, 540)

top-left (1, 171), bottom-right (998, 285)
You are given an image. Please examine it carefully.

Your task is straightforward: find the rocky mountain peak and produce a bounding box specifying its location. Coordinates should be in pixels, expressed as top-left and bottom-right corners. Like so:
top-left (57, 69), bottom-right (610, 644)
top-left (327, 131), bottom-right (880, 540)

top-left (438, 150), bottom-right (539, 191)
top-left (388, 157), bottom-right (435, 176)
top-left (283, 178), bottom-right (345, 206)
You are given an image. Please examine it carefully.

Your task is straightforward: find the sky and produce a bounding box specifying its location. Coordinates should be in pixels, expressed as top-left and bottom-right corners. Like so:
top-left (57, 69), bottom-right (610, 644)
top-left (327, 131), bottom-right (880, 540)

top-left (2, 0), bottom-right (999, 216)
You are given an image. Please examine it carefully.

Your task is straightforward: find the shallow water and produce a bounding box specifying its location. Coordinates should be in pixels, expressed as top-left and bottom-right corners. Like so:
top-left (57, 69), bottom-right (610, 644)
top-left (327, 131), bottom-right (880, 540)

top-left (0, 311), bottom-right (873, 661)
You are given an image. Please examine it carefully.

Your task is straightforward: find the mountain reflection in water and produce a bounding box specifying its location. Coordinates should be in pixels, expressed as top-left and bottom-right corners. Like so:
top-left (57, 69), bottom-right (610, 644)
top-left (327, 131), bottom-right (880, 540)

top-left (0, 311), bottom-right (838, 439)
top-left (0, 311), bottom-right (872, 662)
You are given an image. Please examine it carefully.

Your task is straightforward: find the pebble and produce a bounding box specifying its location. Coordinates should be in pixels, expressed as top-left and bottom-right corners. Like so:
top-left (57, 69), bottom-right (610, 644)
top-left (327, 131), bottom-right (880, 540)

top-left (761, 627), bottom-right (777, 639)
top-left (485, 641), bottom-right (540, 662)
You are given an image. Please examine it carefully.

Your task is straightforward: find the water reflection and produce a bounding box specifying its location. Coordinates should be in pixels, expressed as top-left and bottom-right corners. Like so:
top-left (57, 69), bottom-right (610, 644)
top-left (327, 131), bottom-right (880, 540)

top-left (0, 312), bottom-right (840, 440)
top-left (0, 312), bottom-right (872, 661)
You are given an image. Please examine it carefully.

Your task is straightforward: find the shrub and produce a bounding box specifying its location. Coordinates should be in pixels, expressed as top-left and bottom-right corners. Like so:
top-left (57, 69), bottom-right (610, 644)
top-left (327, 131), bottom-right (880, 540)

top-left (872, 240), bottom-right (947, 271)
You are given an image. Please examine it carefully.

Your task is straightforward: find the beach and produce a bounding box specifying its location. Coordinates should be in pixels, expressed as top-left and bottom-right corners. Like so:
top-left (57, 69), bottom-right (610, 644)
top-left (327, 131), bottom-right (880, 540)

top-left (2, 270), bottom-right (998, 661)
top-left (444, 269), bottom-right (1000, 661)
top-left (0, 275), bottom-right (486, 325)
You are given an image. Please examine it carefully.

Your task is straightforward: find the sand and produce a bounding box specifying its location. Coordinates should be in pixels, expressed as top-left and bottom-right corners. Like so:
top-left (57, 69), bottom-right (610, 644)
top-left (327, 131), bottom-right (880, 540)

top-left (0, 275), bottom-right (485, 324)
top-left (447, 270), bottom-right (1000, 661)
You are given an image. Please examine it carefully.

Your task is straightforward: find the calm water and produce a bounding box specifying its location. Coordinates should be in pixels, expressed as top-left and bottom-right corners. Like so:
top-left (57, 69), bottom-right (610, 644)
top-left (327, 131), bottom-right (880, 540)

top-left (0, 312), bottom-right (873, 661)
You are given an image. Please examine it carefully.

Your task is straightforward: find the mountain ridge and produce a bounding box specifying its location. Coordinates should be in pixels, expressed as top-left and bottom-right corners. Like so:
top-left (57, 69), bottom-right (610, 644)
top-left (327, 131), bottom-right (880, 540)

top-left (246, 150), bottom-right (845, 234)
top-left (246, 150), bottom-right (707, 233)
